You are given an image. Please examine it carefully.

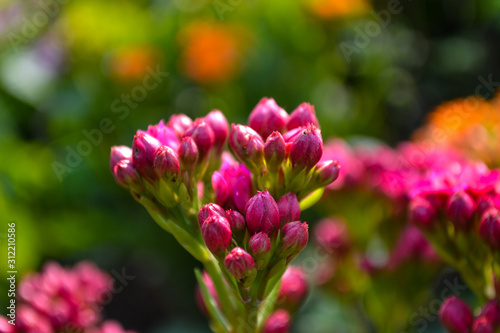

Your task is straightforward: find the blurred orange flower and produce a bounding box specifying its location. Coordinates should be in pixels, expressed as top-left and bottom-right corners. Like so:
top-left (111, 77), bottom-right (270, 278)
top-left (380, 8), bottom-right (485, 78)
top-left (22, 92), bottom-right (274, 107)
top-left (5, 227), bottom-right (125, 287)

top-left (306, 0), bottom-right (370, 19)
top-left (178, 21), bottom-right (249, 85)
top-left (413, 92), bottom-right (500, 167)
top-left (110, 45), bottom-right (161, 81)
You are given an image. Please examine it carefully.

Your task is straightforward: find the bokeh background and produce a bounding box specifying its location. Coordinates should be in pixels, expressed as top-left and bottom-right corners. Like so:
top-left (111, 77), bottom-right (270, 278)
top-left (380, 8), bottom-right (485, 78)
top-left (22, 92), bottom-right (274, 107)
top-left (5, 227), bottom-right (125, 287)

top-left (1, 0), bottom-right (500, 332)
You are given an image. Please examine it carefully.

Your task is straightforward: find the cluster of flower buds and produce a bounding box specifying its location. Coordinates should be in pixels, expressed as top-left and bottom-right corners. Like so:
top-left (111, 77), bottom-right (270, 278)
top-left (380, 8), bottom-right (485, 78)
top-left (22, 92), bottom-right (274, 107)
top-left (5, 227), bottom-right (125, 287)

top-left (0, 262), bottom-right (135, 333)
top-left (408, 160), bottom-right (500, 299)
top-left (198, 190), bottom-right (308, 297)
top-left (227, 98), bottom-right (340, 200)
top-left (440, 296), bottom-right (500, 333)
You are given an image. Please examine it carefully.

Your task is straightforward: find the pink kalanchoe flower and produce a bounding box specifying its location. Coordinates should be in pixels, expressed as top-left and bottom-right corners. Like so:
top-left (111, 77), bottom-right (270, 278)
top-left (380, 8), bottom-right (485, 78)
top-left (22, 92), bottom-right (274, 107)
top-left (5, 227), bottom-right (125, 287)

top-left (110, 146), bottom-right (132, 171)
top-left (204, 110), bottom-right (229, 151)
top-left (167, 114), bottom-right (193, 138)
top-left (153, 145), bottom-right (180, 180)
top-left (409, 196), bottom-right (436, 229)
top-left (479, 208), bottom-right (500, 250)
top-left (262, 309), bottom-right (291, 333)
top-left (229, 124), bottom-right (265, 170)
top-left (248, 98), bottom-right (289, 139)
top-left (480, 299), bottom-right (500, 327)
top-left (184, 119), bottom-right (215, 160)
top-left (217, 153), bottom-right (253, 213)
top-left (85, 320), bottom-right (137, 333)
top-left (17, 305), bottom-right (53, 333)
top-left (312, 160), bottom-right (341, 188)
top-left (280, 221), bottom-right (309, 257)
top-left (472, 317), bottom-right (494, 333)
top-left (439, 296), bottom-right (473, 333)
top-left (195, 271), bottom-right (220, 317)
top-left (224, 247), bottom-right (255, 280)
top-left (446, 190), bottom-right (476, 231)
top-left (113, 160), bottom-right (140, 189)
top-left (0, 316), bottom-right (14, 333)
top-left (201, 214), bottom-right (232, 256)
top-left (132, 132), bottom-right (162, 181)
top-left (277, 192), bottom-right (300, 227)
top-left (178, 137), bottom-right (199, 171)
top-left (245, 190), bottom-right (280, 235)
top-left (145, 120), bottom-right (180, 151)
top-left (314, 218), bottom-right (350, 256)
top-left (212, 171), bottom-right (229, 206)
top-left (287, 125), bottom-right (323, 172)
top-left (226, 209), bottom-right (246, 241)
top-left (321, 139), bottom-right (365, 189)
top-left (264, 131), bottom-right (287, 172)
top-left (248, 232), bottom-right (271, 258)
top-left (287, 102), bottom-right (319, 130)
top-left (277, 266), bottom-right (309, 311)
top-left (198, 203), bottom-right (226, 228)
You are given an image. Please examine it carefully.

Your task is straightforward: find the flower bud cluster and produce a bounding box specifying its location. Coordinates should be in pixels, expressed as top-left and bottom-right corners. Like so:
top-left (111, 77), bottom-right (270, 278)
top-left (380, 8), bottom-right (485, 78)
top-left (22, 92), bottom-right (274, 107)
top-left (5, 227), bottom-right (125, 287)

top-left (228, 98), bottom-right (339, 199)
top-left (440, 297), bottom-right (500, 333)
top-left (0, 262), bottom-right (135, 333)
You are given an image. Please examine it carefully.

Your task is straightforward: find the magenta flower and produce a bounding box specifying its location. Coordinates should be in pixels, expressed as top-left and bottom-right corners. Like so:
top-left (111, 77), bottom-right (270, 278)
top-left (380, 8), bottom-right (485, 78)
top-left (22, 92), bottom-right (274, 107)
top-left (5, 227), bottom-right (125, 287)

top-left (446, 190), bottom-right (476, 231)
top-left (184, 119), bottom-right (215, 161)
top-left (145, 120), bottom-right (180, 151)
top-left (201, 214), bottom-right (232, 256)
top-left (204, 110), bottom-right (229, 151)
top-left (178, 137), bottom-right (199, 171)
top-left (277, 266), bottom-right (308, 311)
top-left (287, 102), bottom-right (319, 130)
top-left (264, 131), bottom-right (287, 172)
top-left (224, 247), bottom-right (255, 280)
top-left (110, 146), bottom-right (132, 171)
top-left (480, 208), bottom-right (500, 250)
top-left (286, 125), bottom-right (323, 172)
top-left (277, 193), bottom-right (300, 227)
top-left (198, 203), bottom-right (226, 228)
top-left (245, 190), bottom-right (280, 235)
top-left (439, 296), bottom-right (473, 333)
top-left (225, 209), bottom-right (246, 242)
top-left (314, 218), bottom-right (350, 256)
top-left (132, 132), bottom-right (162, 182)
top-left (113, 160), bottom-right (140, 189)
top-left (229, 124), bottom-right (265, 170)
top-left (216, 153), bottom-right (253, 213)
top-left (280, 222), bottom-right (309, 257)
top-left (153, 145), bottom-right (180, 180)
top-left (248, 98), bottom-right (289, 139)
top-left (262, 310), bottom-right (291, 333)
top-left (167, 114), bottom-right (193, 138)
top-left (248, 232), bottom-right (271, 258)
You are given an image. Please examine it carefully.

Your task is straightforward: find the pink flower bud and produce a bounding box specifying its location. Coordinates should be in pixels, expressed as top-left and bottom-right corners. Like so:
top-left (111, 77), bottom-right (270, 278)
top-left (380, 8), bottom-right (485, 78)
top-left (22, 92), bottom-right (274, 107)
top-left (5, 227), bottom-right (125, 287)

top-left (248, 232), bottom-right (271, 258)
top-left (278, 266), bottom-right (308, 310)
top-left (313, 160), bottom-right (340, 187)
top-left (446, 190), bottom-right (476, 231)
top-left (264, 131), bottom-right (287, 172)
top-left (153, 146), bottom-right (179, 180)
top-left (226, 209), bottom-right (246, 241)
top-left (110, 146), bottom-right (132, 171)
top-left (212, 171), bottom-right (229, 206)
top-left (280, 221), bottom-right (309, 256)
top-left (199, 203), bottom-right (226, 228)
top-left (277, 193), bottom-right (300, 227)
top-left (184, 119), bottom-right (215, 160)
top-left (409, 196), bottom-right (436, 229)
top-left (314, 218), bottom-right (350, 256)
top-left (472, 317), bottom-right (494, 333)
top-left (262, 310), bottom-right (291, 333)
top-left (0, 316), bottom-right (14, 333)
top-left (439, 296), bottom-right (473, 333)
top-left (146, 120), bottom-right (180, 151)
top-left (113, 160), bottom-right (140, 189)
top-left (17, 305), bottom-right (53, 333)
top-left (195, 271), bottom-right (220, 317)
top-left (224, 247), bottom-right (255, 280)
top-left (245, 190), bottom-right (280, 235)
top-left (248, 98), bottom-right (289, 139)
top-left (480, 300), bottom-right (500, 327)
top-left (480, 208), bottom-right (500, 250)
top-left (204, 110), bottom-right (229, 150)
top-left (201, 214), bottom-right (232, 256)
top-left (178, 137), bottom-right (199, 171)
top-left (288, 125), bottom-right (323, 172)
top-left (132, 132), bottom-right (162, 181)
top-left (167, 114), bottom-right (193, 138)
top-left (229, 124), bottom-right (265, 170)
top-left (288, 102), bottom-right (319, 130)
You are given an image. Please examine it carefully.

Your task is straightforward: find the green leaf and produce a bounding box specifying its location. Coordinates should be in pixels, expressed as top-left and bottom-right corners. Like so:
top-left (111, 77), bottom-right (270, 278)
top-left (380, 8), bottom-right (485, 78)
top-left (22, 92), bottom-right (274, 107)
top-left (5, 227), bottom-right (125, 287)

top-left (299, 187), bottom-right (325, 211)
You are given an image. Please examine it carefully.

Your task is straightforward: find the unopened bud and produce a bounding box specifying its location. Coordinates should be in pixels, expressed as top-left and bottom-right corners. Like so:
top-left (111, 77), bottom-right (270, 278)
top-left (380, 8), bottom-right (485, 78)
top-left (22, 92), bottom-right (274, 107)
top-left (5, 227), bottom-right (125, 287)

top-left (277, 266), bottom-right (308, 312)
top-left (204, 110), bottom-right (229, 151)
top-left (132, 132), bottom-right (162, 181)
top-left (212, 172), bottom-right (229, 206)
top-left (113, 160), bottom-right (141, 190)
top-left (312, 160), bottom-right (340, 187)
top-left (472, 317), bottom-right (494, 333)
top-left (226, 209), bottom-right (246, 242)
top-left (153, 146), bottom-right (179, 180)
top-left (201, 215), bottom-right (232, 256)
top-left (287, 102), bottom-right (319, 130)
top-left (199, 203), bottom-right (226, 228)
top-left (248, 232), bottom-right (271, 259)
top-left (287, 125), bottom-right (323, 172)
top-left (110, 146), bottom-right (132, 171)
top-left (245, 190), bottom-right (280, 235)
top-left (229, 124), bottom-right (265, 171)
top-left (446, 190), bottom-right (476, 231)
top-left (262, 310), bottom-right (291, 333)
top-left (195, 271), bottom-right (220, 317)
top-left (480, 300), bottom-right (500, 327)
top-left (178, 137), bottom-right (199, 171)
top-left (439, 296), bottom-right (473, 333)
top-left (146, 120), bottom-right (180, 151)
top-left (409, 196), bottom-right (436, 229)
top-left (280, 221), bottom-right (309, 257)
top-left (277, 193), bottom-right (300, 227)
top-left (224, 247), bottom-right (255, 280)
top-left (248, 98), bottom-right (289, 139)
top-left (264, 131), bottom-right (287, 172)
top-left (184, 119), bottom-right (215, 160)
top-left (167, 114), bottom-right (193, 138)
top-left (479, 208), bottom-right (500, 250)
